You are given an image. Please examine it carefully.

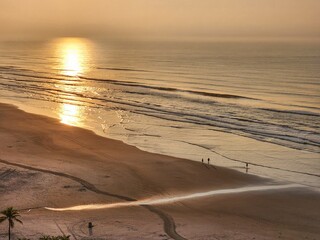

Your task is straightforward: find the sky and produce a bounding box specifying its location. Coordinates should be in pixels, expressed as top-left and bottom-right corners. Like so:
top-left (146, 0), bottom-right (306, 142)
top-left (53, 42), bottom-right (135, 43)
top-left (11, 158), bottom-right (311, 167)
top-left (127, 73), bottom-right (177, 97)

top-left (0, 0), bottom-right (319, 41)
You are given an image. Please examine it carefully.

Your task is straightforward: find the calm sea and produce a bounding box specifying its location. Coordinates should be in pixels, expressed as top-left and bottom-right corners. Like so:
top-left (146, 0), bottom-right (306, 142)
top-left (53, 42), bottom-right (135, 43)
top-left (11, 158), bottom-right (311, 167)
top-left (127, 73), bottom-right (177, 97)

top-left (0, 39), bottom-right (319, 187)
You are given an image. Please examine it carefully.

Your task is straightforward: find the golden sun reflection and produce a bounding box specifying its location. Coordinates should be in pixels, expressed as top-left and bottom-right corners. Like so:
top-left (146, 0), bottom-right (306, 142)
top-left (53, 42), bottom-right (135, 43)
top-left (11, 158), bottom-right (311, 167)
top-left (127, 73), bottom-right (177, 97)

top-left (59, 103), bottom-right (80, 126)
top-left (64, 48), bottom-right (82, 76)
top-left (55, 38), bottom-right (91, 77)
top-left (52, 38), bottom-right (93, 126)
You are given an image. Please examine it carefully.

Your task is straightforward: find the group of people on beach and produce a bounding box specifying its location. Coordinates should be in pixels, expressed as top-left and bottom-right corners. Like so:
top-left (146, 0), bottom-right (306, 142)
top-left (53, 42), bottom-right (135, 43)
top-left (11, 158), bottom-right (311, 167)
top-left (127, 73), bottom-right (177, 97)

top-left (201, 158), bottom-right (211, 164)
top-left (201, 158), bottom-right (250, 173)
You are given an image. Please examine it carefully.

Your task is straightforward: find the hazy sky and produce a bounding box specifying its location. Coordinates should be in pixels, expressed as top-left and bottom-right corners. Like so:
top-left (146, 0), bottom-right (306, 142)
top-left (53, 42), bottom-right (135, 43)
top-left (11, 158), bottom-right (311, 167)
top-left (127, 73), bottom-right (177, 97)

top-left (1, 0), bottom-right (319, 41)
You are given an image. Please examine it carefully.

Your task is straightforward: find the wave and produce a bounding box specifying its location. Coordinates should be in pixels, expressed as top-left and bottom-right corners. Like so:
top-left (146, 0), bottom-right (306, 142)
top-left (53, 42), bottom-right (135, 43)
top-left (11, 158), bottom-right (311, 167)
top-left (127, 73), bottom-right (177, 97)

top-left (1, 67), bottom-right (319, 153)
top-left (0, 68), bottom-right (253, 100)
top-left (79, 76), bottom-right (254, 99)
top-left (259, 108), bottom-right (320, 117)
top-left (97, 67), bottom-right (152, 72)
top-left (131, 109), bottom-right (320, 151)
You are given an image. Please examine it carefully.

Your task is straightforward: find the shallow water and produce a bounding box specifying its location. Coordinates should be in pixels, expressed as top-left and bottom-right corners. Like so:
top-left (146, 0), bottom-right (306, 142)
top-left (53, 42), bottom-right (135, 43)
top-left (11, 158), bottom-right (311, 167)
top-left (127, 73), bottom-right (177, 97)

top-left (0, 38), bottom-right (319, 187)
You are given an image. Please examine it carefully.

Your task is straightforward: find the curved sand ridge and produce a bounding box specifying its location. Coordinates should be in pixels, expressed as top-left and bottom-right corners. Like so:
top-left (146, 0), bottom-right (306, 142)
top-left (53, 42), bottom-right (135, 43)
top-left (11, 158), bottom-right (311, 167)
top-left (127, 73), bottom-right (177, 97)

top-left (45, 184), bottom-right (301, 211)
top-left (0, 158), bottom-right (186, 240)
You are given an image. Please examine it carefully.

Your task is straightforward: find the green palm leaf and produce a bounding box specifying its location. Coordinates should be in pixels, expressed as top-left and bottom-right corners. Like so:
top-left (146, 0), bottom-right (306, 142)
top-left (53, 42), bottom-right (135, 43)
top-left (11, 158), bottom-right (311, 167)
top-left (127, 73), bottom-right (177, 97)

top-left (0, 207), bottom-right (23, 240)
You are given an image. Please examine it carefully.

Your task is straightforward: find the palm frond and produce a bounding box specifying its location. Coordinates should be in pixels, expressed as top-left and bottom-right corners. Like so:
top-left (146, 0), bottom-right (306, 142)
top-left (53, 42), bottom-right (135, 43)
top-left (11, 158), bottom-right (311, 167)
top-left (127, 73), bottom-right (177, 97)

top-left (15, 218), bottom-right (23, 224)
top-left (0, 216), bottom-right (7, 223)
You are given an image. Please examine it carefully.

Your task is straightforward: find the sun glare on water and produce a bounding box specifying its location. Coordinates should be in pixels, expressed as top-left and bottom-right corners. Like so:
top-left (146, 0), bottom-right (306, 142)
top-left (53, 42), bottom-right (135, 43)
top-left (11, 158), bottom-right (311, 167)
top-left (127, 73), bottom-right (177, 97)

top-left (52, 38), bottom-right (93, 126)
top-left (60, 103), bottom-right (81, 126)
top-left (64, 48), bottom-right (82, 77)
top-left (56, 38), bottom-right (91, 77)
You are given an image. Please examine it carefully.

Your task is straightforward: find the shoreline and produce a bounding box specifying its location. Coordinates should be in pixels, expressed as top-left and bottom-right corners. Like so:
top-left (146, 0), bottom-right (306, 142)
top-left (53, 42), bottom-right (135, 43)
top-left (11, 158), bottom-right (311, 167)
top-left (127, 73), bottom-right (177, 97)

top-left (0, 102), bottom-right (319, 239)
top-left (2, 98), bottom-right (320, 189)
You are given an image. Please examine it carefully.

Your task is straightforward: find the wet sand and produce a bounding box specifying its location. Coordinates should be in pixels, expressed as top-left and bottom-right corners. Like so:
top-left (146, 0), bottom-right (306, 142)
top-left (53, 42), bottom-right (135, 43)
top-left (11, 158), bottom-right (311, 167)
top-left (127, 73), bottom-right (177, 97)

top-left (0, 103), bottom-right (319, 240)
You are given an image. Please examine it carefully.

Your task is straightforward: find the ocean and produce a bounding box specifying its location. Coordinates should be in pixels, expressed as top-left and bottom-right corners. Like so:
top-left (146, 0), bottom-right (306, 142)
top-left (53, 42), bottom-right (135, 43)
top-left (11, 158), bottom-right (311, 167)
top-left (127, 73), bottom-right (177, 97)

top-left (0, 38), bottom-right (319, 187)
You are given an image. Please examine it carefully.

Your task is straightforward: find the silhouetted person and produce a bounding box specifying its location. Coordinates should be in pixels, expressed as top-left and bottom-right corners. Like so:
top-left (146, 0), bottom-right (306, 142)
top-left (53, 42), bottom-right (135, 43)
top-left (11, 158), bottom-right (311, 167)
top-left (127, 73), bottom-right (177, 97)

top-left (208, 158), bottom-right (210, 165)
top-left (88, 222), bottom-right (94, 236)
top-left (201, 158), bottom-right (204, 163)
top-left (246, 163), bottom-right (249, 173)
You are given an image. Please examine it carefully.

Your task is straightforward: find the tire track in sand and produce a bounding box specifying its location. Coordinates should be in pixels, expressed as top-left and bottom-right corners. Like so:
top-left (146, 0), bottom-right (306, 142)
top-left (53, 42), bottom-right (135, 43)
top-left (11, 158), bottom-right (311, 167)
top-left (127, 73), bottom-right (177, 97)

top-left (0, 158), bottom-right (187, 240)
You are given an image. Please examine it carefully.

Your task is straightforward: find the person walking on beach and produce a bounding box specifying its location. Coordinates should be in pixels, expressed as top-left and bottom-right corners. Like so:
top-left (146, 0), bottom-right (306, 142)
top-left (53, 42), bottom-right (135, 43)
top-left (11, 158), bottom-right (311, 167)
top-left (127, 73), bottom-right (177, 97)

top-left (202, 158), bottom-right (204, 163)
top-left (88, 222), bottom-right (94, 236)
top-left (208, 158), bottom-right (210, 165)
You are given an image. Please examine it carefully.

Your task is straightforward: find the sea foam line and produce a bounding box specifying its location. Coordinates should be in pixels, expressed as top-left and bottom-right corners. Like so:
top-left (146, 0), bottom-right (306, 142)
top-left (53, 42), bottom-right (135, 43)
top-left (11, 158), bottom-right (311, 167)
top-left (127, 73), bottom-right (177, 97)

top-left (45, 184), bottom-right (300, 212)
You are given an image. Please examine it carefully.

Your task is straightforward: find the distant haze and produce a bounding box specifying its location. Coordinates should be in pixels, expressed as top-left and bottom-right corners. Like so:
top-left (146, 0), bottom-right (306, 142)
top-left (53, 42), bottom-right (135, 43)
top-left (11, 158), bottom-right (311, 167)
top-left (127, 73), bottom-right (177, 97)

top-left (1, 0), bottom-right (320, 41)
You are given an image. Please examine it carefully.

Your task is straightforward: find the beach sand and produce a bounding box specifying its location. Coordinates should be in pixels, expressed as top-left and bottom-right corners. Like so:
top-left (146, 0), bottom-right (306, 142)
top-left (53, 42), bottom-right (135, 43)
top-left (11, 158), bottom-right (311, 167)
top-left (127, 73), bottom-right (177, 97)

top-left (0, 103), bottom-right (319, 240)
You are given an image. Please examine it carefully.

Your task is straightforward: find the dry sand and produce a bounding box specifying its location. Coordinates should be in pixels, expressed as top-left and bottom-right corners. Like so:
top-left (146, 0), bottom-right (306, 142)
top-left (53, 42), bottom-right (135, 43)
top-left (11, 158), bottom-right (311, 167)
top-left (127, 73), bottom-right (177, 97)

top-left (0, 103), bottom-right (319, 240)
